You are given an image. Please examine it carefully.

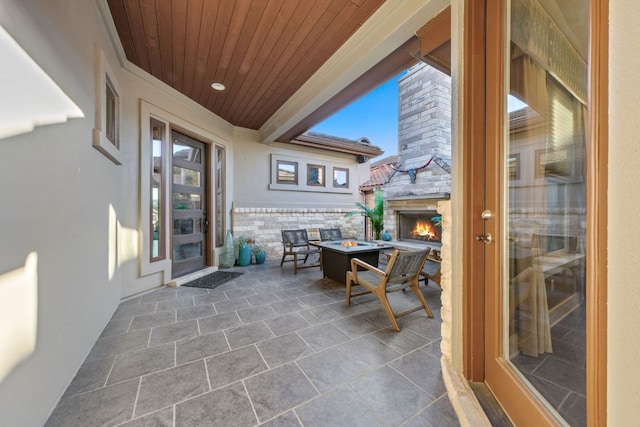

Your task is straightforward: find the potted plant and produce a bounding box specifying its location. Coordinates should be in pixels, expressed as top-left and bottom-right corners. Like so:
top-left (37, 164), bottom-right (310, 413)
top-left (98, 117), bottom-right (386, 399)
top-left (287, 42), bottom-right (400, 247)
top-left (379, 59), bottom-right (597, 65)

top-left (252, 245), bottom-right (267, 264)
top-left (235, 235), bottom-right (254, 266)
top-left (345, 188), bottom-right (384, 240)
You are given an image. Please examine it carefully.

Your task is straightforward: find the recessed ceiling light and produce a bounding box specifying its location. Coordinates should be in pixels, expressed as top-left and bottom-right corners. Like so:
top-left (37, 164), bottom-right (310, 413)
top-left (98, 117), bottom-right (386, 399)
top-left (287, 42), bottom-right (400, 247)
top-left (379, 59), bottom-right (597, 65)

top-left (211, 82), bottom-right (225, 91)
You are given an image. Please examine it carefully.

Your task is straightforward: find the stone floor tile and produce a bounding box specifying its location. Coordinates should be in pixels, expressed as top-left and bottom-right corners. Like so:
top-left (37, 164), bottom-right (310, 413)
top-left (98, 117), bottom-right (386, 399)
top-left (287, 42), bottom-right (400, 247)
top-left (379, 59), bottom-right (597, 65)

top-left (86, 329), bottom-right (150, 363)
top-left (149, 320), bottom-right (198, 346)
top-left (45, 379), bottom-right (139, 427)
top-left (176, 331), bottom-right (229, 365)
top-left (419, 394), bottom-right (461, 427)
top-left (111, 303), bottom-right (157, 321)
top-left (63, 357), bottom-right (114, 397)
top-left (297, 323), bottom-right (350, 351)
top-left (214, 297), bottom-right (251, 314)
top-left (244, 363), bottom-right (318, 422)
top-left (296, 386), bottom-right (385, 427)
top-left (297, 348), bottom-right (369, 393)
top-left (176, 286), bottom-right (210, 297)
top-left (246, 292), bottom-right (282, 307)
top-left (175, 382), bottom-right (257, 427)
top-left (140, 289), bottom-right (177, 303)
top-left (258, 411), bottom-right (302, 427)
top-left (297, 293), bottom-right (335, 308)
top-left (339, 336), bottom-right (402, 369)
top-left (328, 300), bottom-right (374, 316)
top-left (47, 262), bottom-right (457, 427)
top-left (224, 287), bottom-right (258, 300)
top-left (206, 345), bottom-right (268, 389)
top-left (118, 407), bottom-right (173, 427)
top-left (198, 311), bottom-right (241, 335)
top-left (107, 343), bottom-right (175, 385)
top-left (270, 299), bottom-right (307, 315)
top-left (156, 295), bottom-right (195, 312)
top-left (331, 315), bottom-right (382, 338)
top-left (349, 366), bottom-right (433, 426)
top-left (257, 333), bottom-right (312, 368)
top-left (371, 327), bottom-right (431, 354)
top-left (403, 315), bottom-right (443, 340)
top-left (176, 304), bottom-right (216, 322)
top-left (129, 311), bottom-right (176, 332)
top-left (390, 349), bottom-right (446, 399)
top-left (274, 288), bottom-right (312, 300)
top-left (225, 321), bottom-right (274, 349)
top-left (135, 360), bottom-right (209, 417)
top-left (236, 305), bottom-right (279, 323)
top-left (193, 292), bottom-right (228, 305)
top-left (421, 338), bottom-right (443, 359)
top-left (264, 312), bottom-right (310, 336)
top-left (100, 317), bottom-right (132, 338)
top-left (298, 306), bottom-right (341, 324)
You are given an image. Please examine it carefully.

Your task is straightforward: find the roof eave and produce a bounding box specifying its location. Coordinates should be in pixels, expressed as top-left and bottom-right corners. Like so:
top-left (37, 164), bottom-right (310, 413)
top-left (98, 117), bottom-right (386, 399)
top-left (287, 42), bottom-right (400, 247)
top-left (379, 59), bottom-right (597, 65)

top-left (288, 135), bottom-right (383, 157)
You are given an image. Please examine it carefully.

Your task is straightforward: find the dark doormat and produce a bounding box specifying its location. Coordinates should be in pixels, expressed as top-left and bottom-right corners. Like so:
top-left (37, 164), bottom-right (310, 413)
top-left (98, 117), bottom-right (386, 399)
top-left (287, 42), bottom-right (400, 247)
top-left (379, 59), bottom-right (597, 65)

top-left (181, 271), bottom-right (244, 290)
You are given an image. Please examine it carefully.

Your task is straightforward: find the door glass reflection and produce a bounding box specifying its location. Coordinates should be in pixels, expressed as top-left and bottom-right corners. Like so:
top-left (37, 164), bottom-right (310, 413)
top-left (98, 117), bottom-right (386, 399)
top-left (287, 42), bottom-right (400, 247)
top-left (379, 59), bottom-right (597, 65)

top-left (505, 0), bottom-right (587, 423)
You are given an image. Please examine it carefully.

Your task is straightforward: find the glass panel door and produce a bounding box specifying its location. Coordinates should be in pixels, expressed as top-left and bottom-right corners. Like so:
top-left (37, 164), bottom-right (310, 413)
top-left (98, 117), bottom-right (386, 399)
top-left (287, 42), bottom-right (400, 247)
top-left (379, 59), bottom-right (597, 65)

top-left (485, 0), bottom-right (589, 424)
top-left (171, 131), bottom-right (207, 277)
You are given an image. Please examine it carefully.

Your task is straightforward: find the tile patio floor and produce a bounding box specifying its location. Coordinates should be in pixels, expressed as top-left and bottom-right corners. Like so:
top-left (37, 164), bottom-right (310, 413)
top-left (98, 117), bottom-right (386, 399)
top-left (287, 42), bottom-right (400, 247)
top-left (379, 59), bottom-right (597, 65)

top-left (46, 260), bottom-right (459, 427)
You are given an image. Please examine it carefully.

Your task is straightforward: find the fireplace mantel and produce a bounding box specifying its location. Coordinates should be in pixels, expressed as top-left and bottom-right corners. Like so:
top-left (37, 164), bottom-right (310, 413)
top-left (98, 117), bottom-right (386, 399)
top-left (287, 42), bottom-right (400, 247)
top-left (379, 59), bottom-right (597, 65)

top-left (387, 194), bottom-right (449, 211)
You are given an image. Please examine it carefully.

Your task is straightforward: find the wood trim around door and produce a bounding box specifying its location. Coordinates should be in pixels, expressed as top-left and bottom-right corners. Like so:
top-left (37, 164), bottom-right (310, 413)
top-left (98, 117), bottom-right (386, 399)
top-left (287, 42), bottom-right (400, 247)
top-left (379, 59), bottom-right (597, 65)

top-left (462, 0), bottom-right (487, 381)
top-left (586, 0), bottom-right (608, 424)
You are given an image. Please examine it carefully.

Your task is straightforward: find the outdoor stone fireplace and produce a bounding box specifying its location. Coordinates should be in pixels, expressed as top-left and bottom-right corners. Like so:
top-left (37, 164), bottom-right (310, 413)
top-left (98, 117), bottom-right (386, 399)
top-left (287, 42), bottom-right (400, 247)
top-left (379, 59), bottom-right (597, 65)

top-left (398, 210), bottom-right (443, 243)
top-left (384, 195), bottom-right (449, 248)
top-left (380, 63), bottom-right (452, 244)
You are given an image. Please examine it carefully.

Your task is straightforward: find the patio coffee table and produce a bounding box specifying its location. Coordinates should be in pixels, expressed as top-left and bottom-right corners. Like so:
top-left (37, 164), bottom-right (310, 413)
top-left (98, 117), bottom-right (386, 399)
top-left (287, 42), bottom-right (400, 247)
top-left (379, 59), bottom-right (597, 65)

top-left (310, 241), bottom-right (394, 285)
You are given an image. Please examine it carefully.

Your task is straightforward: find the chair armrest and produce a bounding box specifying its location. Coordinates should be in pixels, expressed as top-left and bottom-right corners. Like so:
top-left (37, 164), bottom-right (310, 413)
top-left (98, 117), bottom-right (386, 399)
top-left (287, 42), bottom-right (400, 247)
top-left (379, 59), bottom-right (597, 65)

top-left (350, 258), bottom-right (385, 280)
top-left (283, 242), bottom-right (295, 251)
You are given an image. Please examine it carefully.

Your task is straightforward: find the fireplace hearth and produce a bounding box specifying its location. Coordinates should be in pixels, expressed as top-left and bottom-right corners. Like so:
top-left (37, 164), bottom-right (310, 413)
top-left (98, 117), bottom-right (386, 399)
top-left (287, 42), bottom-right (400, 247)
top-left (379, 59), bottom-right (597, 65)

top-left (398, 212), bottom-right (442, 243)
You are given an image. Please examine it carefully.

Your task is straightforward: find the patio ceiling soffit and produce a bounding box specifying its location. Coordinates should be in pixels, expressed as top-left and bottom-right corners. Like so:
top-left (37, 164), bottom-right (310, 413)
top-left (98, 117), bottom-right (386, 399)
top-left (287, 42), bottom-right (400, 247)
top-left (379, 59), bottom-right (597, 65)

top-left (259, 0), bottom-right (451, 146)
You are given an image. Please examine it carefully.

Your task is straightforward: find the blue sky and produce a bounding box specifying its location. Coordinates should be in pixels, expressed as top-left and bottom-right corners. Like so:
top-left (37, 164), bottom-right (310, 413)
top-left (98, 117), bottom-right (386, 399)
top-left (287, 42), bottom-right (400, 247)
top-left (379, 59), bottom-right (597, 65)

top-left (310, 72), bottom-right (405, 160)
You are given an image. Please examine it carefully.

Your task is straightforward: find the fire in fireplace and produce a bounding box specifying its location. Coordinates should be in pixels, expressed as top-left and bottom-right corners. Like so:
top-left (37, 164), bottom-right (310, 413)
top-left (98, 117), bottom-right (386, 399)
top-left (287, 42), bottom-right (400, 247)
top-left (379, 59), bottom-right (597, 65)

top-left (398, 212), bottom-right (442, 243)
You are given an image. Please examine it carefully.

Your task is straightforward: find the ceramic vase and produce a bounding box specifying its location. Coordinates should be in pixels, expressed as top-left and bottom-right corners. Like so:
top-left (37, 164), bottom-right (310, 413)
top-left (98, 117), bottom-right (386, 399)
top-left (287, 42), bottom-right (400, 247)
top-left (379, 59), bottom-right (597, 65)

top-left (254, 252), bottom-right (266, 264)
top-left (221, 229), bottom-right (235, 268)
top-left (238, 244), bottom-right (251, 266)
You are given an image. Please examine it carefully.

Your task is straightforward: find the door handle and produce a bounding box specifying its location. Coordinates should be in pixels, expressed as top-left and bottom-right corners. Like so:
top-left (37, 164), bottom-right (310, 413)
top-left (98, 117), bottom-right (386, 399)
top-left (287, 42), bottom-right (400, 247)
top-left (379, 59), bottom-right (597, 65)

top-left (481, 209), bottom-right (494, 220)
top-left (202, 215), bottom-right (209, 234)
top-left (476, 233), bottom-right (493, 244)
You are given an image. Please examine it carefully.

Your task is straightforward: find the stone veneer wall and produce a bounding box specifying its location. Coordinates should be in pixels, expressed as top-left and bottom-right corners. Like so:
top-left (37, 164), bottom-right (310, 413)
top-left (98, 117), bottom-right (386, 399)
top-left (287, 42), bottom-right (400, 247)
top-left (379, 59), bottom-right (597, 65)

top-left (231, 208), bottom-right (363, 259)
top-left (438, 201), bottom-right (492, 425)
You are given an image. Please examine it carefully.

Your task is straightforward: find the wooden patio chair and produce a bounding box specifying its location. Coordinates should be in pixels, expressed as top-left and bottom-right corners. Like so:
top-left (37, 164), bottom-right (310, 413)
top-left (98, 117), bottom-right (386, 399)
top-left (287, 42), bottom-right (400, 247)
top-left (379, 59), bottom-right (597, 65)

top-left (346, 248), bottom-right (433, 331)
top-left (319, 228), bottom-right (343, 241)
top-left (420, 250), bottom-right (442, 287)
top-left (280, 229), bottom-right (321, 274)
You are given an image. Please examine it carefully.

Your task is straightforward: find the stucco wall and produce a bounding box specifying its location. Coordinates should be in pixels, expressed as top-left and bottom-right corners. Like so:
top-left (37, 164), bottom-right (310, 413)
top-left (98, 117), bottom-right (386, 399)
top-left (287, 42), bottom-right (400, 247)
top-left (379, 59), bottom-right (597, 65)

top-left (0, 0), bottom-right (236, 424)
top-left (608, 1), bottom-right (640, 424)
top-left (232, 130), bottom-right (367, 209)
top-left (0, 1), bottom-right (125, 425)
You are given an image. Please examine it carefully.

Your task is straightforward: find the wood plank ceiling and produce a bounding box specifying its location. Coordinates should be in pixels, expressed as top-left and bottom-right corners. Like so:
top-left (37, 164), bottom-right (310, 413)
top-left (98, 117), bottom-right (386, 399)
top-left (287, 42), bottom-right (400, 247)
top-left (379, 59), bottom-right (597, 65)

top-left (107, 0), bottom-right (386, 131)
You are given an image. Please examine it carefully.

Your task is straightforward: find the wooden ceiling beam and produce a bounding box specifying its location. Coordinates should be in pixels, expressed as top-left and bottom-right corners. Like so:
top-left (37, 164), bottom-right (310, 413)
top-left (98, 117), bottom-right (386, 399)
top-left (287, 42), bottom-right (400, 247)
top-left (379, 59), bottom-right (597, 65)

top-left (276, 37), bottom-right (420, 143)
top-left (411, 5), bottom-right (452, 75)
